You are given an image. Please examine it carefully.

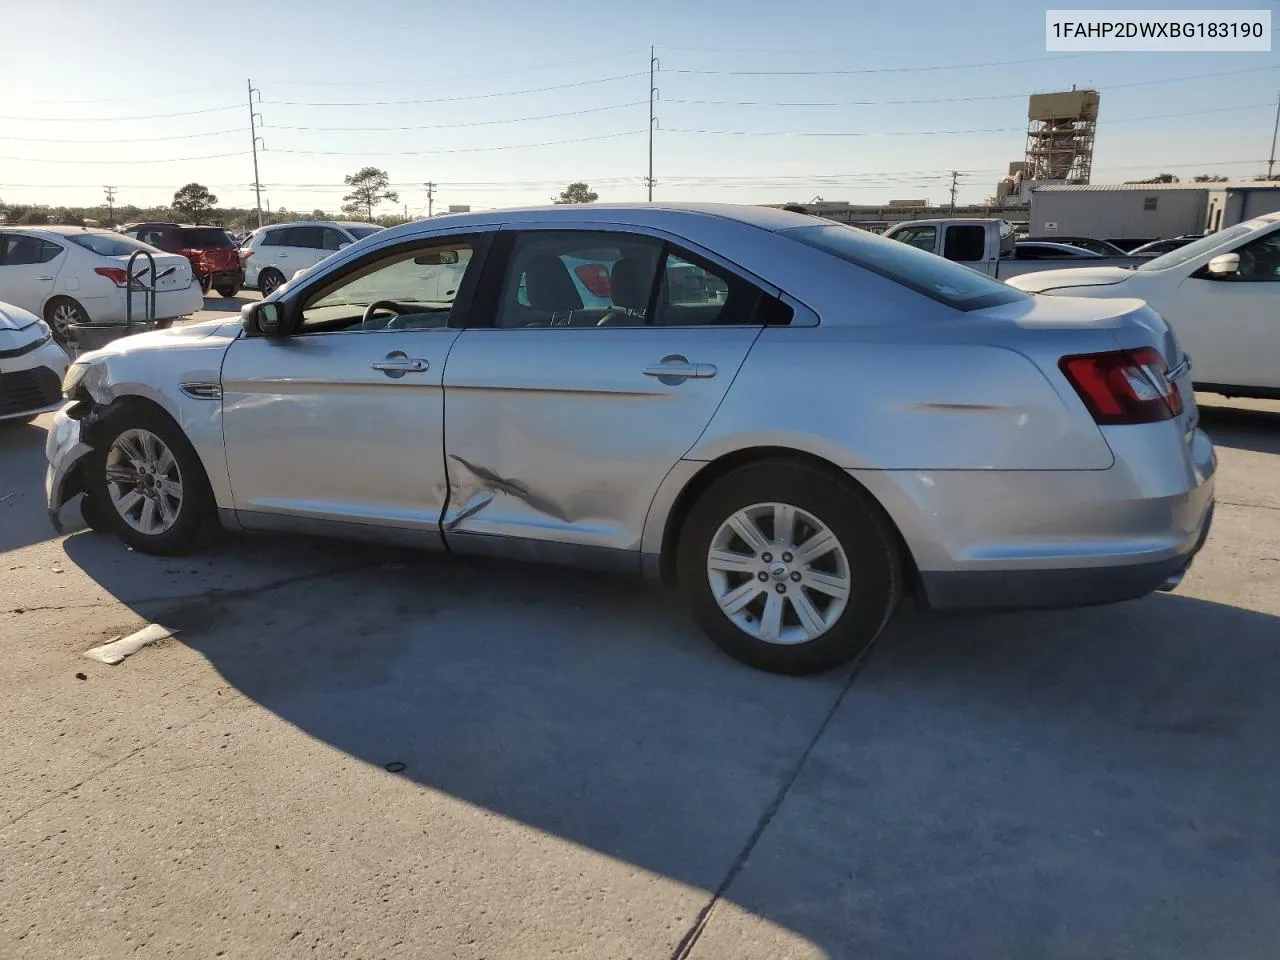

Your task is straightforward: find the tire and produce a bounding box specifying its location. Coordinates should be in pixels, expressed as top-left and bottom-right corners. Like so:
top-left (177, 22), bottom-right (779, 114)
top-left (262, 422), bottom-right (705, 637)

top-left (258, 269), bottom-right (284, 297)
top-left (677, 461), bottom-right (901, 675)
top-left (215, 282), bottom-right (240, 298)
top-left (44, 297), bottom-right (88, 345)
top-left (197, 273), bottom-right (212, 295)
top-left (84, 404), bottom-right (217, 556)
top-left (79, 493), bottom-right (111, 533)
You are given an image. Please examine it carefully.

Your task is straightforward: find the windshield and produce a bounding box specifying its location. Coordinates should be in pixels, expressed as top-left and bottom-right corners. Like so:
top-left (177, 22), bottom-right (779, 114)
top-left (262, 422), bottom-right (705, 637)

top-left (1138, 223), bottom-right (1257, 271)
top-left (783, 223), bottom-right (1025, 311)
top-left (344, 226), bottom-right (382, 240)
top-left (64, 232), bottom-right (155, 257)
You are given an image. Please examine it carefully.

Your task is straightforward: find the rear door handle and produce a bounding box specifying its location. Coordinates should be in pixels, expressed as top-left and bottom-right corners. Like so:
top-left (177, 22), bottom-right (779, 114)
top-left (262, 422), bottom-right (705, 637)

top-left (35, 276), bottom-right (53, 281)
top-left (643, 355), bottom-right (717, 381)
top-left (371, 351), bottom-right (429, 378)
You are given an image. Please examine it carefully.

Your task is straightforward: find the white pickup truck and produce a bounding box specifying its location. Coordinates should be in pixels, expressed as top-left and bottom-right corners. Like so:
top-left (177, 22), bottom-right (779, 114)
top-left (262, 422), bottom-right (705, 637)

top-left (882, 218), bottom-right (1145, 280)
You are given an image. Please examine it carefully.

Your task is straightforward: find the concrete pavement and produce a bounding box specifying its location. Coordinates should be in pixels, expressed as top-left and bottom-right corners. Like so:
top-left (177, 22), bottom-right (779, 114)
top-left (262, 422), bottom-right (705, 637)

top-left (2, 369), bottom-right (1278, 958)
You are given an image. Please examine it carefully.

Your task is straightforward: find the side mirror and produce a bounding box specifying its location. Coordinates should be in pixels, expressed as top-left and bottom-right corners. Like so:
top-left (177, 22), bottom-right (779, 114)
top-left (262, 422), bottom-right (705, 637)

top-left (1206, 252), bottom-right (1240, 277)
top-left (243, 300), bottom-right (289, 337)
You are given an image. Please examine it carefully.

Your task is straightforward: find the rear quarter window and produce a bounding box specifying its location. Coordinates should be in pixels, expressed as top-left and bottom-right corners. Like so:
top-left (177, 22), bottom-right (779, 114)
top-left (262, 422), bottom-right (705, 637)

top-left (782, 223), bottom-right (1026, 311)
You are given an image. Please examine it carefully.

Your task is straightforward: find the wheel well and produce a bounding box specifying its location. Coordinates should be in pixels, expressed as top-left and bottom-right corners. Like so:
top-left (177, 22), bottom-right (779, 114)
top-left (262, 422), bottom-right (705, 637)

top-left (656, 446), bottom-right (923, 599)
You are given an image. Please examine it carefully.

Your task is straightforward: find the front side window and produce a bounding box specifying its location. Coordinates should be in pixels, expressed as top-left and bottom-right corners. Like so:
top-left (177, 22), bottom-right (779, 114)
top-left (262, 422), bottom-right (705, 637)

top-left (1232, 228), bottom-right (1280, 281)
top-left (891, 225), bottom-right (937, 252)
top-left (785, 222), bottom-right (1025, 312)
top-left (299, 239), bottom-right (474, 333)
top-left (284, 226), bottom-right (325, 249)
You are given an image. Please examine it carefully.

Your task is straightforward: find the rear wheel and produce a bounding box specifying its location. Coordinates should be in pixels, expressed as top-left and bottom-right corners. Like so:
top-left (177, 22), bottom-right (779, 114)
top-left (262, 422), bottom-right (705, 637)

top-left (44, 297), bottom-right (87, 345)
top-left (258, 269), bottom-right (284, 297)
top-left (84, 405), bottom-right (217, 555)
top-left (677, 461), bottom-right (901, 675)
top-left (197, 273), bottom-right (212, 295)
top-left (215, 282), bottom-right (240, 298)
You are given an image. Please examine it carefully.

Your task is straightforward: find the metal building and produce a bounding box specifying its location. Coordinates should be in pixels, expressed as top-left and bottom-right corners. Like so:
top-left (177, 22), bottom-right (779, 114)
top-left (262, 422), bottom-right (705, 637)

top-left (1024, 90), bottom-right (1100, 183)
top-left (1029, 182), bottom-right (1280, 246)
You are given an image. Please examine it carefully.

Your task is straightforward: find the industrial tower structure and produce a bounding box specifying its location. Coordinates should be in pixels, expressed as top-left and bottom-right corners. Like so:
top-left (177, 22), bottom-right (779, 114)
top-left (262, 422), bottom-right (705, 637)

top-left (1023, 89), bottom-right (1100, 184)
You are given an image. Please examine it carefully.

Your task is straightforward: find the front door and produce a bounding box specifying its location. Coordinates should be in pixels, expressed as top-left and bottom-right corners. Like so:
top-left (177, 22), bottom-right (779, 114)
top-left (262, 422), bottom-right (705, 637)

top-left (220, 233), bottom-right (489, 544)
top-left (441, 227), bottom-right (789, 563)
top-left (1171, 226), bottom-right (1280, 391)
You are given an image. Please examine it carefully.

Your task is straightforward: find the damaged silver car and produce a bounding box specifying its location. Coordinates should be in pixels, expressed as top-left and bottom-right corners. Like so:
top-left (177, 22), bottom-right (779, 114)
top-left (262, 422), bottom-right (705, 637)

top-left (47, 204), bottom-right (1215, 674)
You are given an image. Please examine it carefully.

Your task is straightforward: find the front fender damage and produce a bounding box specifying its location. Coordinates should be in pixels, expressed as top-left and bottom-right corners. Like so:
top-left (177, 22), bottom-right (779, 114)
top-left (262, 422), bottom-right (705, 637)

top-left (45, 401), bottom-right (114, 533)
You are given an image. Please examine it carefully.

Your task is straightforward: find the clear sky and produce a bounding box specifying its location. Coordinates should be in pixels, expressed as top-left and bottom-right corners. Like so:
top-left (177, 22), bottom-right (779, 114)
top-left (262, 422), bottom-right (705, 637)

top-left (1, 0), bottom-right (1277, 216)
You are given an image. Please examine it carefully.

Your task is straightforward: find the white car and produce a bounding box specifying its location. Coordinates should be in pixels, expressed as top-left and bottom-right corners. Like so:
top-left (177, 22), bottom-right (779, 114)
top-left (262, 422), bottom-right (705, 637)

top-left (0, 228), bottom-right (202, 346)
top-left (0, 300), bottom-right (69, 423)
top-left (1009, 213), bottom-right (1280, 400)
top-left (242, 221), bottom-right (382, 296)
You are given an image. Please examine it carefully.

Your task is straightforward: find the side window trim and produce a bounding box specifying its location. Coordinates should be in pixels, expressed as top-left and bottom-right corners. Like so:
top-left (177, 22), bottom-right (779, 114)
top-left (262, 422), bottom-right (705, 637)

top-left (467, 223), bottom-right (793, 329)
top-left (266, 230), bottom-right (496, 337)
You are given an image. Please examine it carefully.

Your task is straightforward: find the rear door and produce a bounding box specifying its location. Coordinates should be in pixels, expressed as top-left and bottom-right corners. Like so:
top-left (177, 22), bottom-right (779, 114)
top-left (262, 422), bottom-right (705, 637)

top-left (283, 226), bottom-right (330, 276)
top-left (440, 226), bottom-right (792, 563)
top-left (0, 233), bottom-right (65, 315)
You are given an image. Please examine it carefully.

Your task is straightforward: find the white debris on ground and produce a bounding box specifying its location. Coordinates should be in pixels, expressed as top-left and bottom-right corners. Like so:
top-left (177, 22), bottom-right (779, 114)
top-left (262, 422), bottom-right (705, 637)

top-left (83, 624), bottom-right (177, 665)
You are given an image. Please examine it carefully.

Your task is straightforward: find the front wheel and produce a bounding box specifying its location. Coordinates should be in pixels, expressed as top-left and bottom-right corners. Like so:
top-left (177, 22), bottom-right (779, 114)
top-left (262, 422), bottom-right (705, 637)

top-left (677, 461), bottom-right (901, 675)
top-left (84, 405), bottom-right (217, 555)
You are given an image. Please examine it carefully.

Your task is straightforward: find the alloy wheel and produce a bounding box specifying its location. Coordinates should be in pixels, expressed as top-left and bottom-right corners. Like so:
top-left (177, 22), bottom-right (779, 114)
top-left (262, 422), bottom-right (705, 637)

top-left (706, 501), bottom-right (851, 645)
top-left (104, 428), bottom-right (185, 536)
top-left (50, 302), bottom-right (82, 338)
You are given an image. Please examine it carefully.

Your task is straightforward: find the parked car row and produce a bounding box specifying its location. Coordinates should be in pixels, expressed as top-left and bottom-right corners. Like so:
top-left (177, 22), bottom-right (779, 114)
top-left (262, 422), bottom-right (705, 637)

top-left (45, 203), bottom-right (1214, 676)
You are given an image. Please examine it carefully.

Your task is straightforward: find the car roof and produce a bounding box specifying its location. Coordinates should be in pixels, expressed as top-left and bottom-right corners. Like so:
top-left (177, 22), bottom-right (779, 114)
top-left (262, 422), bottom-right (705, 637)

top-left (258, 220), bottom-right (381, 230)
top-left (6, 226), bottom-right (119, 237)
top-left (369, 203), bottom-right (817, 243)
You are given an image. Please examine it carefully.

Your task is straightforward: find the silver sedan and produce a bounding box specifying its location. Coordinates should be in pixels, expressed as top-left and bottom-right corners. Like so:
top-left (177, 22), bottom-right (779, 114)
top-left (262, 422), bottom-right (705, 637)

top-left (46, 204), bottom-right (1215, 674)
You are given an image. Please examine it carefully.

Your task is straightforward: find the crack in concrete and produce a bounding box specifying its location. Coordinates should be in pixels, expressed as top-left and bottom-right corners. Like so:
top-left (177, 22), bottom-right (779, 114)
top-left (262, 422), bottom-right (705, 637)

top-left (669, 646), bottom-right (878, 960)
top-left (1217, 499), bottom-right (1280, 513)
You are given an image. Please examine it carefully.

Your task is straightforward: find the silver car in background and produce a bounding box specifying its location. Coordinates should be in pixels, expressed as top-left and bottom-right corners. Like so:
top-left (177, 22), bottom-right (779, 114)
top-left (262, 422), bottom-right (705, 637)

top-left (46, 204), bottom-right (1214, 674)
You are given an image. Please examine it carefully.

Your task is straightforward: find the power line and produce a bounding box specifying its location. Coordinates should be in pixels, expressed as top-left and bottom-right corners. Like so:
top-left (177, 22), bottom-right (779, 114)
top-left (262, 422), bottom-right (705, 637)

top-left (666, 52), bottom-right (1097, 76)
top-left (264, 71), bottom-right (648, 107)
top-left (0, 103), bottom-right (243, 122)
top-left (0, 150), bottom-right (251, 165)
top-left (263, 101), bottom-right (647, 133)
top-left (259, 50), bottom-right (644, 86)
top-left (269, 131), bottom-right (644, 156)
top-left (0, 127), bottom-right (247, 144)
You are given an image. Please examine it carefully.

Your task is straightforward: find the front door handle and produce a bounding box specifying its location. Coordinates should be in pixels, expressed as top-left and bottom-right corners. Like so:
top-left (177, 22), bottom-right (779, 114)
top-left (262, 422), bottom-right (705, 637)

top-left (371, 351), bottom-right (429, 378)
top-left (643, 354), bottom-right (717, 382)
top-left (35, 276), bottom-right (54, 281)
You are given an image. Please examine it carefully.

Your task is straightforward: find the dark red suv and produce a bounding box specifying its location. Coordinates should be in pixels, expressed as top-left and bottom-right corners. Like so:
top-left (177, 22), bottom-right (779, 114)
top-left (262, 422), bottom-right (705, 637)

top-left (122, 222), bottom-right (244, 297)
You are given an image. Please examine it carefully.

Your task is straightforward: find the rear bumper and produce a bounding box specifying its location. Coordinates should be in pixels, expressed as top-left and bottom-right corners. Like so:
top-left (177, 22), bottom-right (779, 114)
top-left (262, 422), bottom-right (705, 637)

top-left (854, 422), bottom-right (1217, 612)
top-left (84, 286), bottom-right (206, 324)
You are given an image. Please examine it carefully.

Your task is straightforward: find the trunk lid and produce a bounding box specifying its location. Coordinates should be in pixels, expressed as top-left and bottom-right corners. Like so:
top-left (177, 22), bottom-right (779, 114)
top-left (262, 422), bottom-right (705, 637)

top-left (112, 252), bottom-right (193, 292)
top-left (1006, 266), bottom-right (1136, 293)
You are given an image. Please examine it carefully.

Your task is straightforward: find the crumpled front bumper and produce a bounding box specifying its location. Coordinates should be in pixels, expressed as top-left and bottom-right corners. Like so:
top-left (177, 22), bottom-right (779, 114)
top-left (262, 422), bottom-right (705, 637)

top-left (45, 405), bottom-right (93, 533)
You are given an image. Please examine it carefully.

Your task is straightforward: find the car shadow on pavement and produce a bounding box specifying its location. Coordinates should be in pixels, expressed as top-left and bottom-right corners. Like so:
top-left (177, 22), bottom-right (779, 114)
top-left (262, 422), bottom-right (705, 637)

top-left (1197, 401), bottom-right (1280, 455)
top-left (60, 529), bottom-right (1280, 959)
top-left (0, 419), bottom-right (58, 555)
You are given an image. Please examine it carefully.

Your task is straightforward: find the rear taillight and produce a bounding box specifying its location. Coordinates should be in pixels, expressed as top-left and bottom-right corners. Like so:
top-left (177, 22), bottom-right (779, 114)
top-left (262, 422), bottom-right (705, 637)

top-left (574, 263), bottom-right (611, 298)
top-left (94, 266), bottom-right (129, 286)
top-left (240, 250), bottom-right (253, 260)
top-left (1060, 347), bottom-right (1183, 425)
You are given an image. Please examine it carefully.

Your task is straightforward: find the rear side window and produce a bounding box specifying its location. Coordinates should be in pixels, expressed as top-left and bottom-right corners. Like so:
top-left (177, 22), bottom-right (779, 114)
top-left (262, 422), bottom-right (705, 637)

top-left (176, 228), bottom-right (235, 248)
top-left (1, 234), bottom-right (63, 264)
top-left (64, 232), bottom-right (154, 257)
top-left (943, 225), bottom-right (986, 263)
top-left (784, 223), bottom-right (1026, 311)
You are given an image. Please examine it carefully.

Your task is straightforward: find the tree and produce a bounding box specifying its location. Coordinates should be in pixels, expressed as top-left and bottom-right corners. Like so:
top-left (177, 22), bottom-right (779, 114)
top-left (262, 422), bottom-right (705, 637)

top-left (1130, 173), bottom-right (1179, 184)
top-left (171, 182), bottom-right (218, 222)
top-left (20, 210), bottom-right (49, 225)
top-left (342, 167), bottom-right (398, 221)
top-left (554, 182), bottom-right (598, 204)
top-left (1193, 174), bottom-right (1229, 182)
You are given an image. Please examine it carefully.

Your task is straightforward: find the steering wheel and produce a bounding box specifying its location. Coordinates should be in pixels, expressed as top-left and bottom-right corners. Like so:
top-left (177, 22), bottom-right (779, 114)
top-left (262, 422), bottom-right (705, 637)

top-left (361, 300), bottom-right (408, 329)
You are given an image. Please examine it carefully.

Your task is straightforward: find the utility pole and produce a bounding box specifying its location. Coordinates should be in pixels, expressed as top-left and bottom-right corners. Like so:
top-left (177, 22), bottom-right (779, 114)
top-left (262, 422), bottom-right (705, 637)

top-left (949, 171), bottom-right (959, 213)
top-left (1268, 90), bottom-right (1280, 181)
top-left (424, 181), bottom-right (436, 218)
top-left (103, 186), bottom-right (116, 226)
top-left (648, 46), bottom-right (659, 201)
top-left (248, 80), bottom-right (264, 228)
